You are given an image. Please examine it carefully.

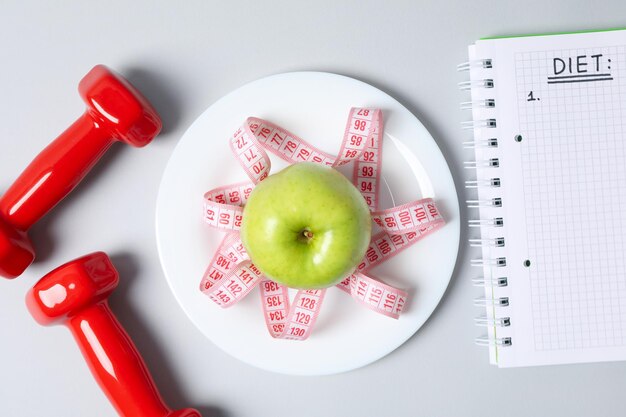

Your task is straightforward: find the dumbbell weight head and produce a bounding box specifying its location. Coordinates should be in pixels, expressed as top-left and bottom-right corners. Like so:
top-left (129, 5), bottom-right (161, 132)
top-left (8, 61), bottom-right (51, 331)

top-left (26, 251), bottom-right (118, 326)
top-left (79, 65), bottom-right (161, 147)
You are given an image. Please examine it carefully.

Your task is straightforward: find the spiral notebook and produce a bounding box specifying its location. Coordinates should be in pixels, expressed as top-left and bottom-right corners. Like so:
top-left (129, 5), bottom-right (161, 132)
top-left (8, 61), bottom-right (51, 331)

top-left (460, 28), bottom-right (626, 367)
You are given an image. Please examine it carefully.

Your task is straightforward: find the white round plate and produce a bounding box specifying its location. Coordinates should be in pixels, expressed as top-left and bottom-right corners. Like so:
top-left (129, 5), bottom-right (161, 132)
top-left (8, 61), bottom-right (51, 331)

top-left (156, 72), bottom-right (459, 376)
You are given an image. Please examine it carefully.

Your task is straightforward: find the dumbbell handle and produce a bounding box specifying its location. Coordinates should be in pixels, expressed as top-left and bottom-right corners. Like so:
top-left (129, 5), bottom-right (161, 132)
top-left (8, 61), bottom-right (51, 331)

top-left (0, 114), bottom-right (112, 231)
top-left (68, 301), bottom-right (199, 417)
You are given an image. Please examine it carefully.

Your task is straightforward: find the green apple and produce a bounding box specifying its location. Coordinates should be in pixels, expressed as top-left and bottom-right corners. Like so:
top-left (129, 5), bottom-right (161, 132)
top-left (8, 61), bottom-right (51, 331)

top-left (241, 162), bottom-right (372, 289)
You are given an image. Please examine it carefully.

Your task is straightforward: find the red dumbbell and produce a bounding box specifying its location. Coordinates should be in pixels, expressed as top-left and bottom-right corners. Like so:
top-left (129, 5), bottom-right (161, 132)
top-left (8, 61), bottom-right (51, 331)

top-left (26, 252), bottom-right (201, 417)
top-left (0, 65), bottom-right (161, 278)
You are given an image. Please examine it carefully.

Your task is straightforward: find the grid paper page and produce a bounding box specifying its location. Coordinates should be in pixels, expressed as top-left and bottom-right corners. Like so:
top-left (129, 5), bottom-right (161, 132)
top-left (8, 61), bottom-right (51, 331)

top-left (517, 46), bottom-right (626, 353)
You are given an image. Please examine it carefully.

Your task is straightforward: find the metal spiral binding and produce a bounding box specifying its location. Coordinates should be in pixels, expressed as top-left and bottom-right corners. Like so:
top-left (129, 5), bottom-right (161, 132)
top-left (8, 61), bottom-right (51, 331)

top-left (460, 99), bottom-right (495, 110)
top-left (461, 118), bottom-right (497, 129)
top-left (468, 217), bottom-right (503, 228)
top-left (463, 138), bottom-right (498, 149)
top-left (466, 198), bottom-right (502, 208)
top-left (463, 158), bottom-right (499, 169)
top-left (469, 237), bottom-right (505, 247)
top-left (460, 56), bottom-right (511, 350)
top-left (472, 276), bottom-right (508, 287)
top-left (458, 79), bottom-right (494, 90)
top-left (471, 257), bottom-right (506, 267)
top-left (474, 297), bottom-right (509, 307)
top-left (475, 315), bottom-right (511, 327)
top-left (465, 178), bottom-right (500, 188)
top-left (475, 336), bottom-right (512, 347)
top-left (457, 59), bottom-right (493, 71)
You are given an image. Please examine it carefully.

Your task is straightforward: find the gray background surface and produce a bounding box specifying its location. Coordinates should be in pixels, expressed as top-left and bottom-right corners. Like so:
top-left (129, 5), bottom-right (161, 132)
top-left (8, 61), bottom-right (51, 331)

top-left (1, 1), bottom-right (625, 416)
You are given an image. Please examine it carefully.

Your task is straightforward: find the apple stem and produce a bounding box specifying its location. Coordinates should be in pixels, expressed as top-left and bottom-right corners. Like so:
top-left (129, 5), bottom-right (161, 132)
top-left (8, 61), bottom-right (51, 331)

top-left (299, 228), bottom-right (314, 243)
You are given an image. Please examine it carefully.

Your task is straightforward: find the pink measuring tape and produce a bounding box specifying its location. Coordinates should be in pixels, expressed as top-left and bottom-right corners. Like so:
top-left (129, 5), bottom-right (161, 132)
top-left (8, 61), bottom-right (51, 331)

top-left (200, 108), bottom-right (445, 340)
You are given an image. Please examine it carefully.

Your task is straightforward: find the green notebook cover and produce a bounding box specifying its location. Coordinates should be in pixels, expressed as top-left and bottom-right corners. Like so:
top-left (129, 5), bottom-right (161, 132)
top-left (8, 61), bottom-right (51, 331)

top-left (482, 27), bottom-right (625, 40)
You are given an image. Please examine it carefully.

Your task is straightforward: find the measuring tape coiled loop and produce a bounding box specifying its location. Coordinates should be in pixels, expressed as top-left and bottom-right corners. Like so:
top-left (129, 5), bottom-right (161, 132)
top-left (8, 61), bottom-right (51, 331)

top-left (260, 281), bottom-right (326, 341)
top-left (203, 182), bottom-right (254, 232)
top-left (200, 108), bottom-right (445, 340)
